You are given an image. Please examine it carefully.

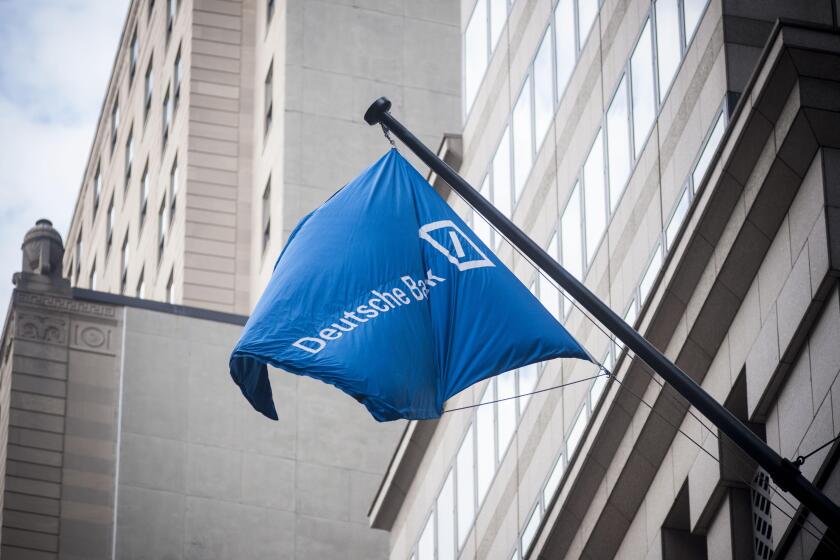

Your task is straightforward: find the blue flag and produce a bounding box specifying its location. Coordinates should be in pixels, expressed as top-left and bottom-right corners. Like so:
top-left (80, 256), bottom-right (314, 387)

top-left (230, 150), bottom-right (590, 421)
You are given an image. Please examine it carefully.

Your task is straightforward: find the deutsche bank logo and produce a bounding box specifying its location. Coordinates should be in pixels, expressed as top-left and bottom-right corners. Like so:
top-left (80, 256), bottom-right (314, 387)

top-left (419, 220), bottom-right (494, 271)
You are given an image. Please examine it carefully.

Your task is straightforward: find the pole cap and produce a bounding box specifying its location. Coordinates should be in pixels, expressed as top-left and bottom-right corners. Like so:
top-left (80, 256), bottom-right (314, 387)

top-left (364, 97), bottom-right (392, 125)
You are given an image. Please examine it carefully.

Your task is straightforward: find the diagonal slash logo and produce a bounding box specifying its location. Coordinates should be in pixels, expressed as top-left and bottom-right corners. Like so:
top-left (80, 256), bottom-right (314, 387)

top-left (419, 220), bottom-right (494, 271)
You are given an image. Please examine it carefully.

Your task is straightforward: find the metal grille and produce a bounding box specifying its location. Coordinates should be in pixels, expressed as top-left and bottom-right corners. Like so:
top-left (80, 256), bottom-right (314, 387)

top-left (751, 468), bottom-right (774, 559)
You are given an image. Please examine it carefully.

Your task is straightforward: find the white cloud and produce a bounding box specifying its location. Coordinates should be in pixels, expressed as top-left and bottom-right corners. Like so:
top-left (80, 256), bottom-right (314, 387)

top-left (0, 0), bottom-right (128, 317)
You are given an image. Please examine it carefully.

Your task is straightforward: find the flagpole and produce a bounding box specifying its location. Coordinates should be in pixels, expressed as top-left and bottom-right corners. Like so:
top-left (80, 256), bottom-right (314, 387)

top-left (363, 97), bottom-right (840, 531)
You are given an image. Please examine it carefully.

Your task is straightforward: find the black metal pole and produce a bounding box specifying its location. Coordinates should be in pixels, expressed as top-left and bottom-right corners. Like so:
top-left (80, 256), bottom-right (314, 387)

top-left (364, 97), bottom-right (840, 532)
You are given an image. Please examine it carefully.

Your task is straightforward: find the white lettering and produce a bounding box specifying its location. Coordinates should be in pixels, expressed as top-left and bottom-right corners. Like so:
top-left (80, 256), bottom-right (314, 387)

top-left (401, 275), bottom-right (425, 301)
top-left (293, 337), bottom-right (326, 354)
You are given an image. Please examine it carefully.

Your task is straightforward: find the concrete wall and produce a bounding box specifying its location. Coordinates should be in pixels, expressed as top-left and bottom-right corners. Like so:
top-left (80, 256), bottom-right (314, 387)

top-left (115, 305), bottom-right (404, 559)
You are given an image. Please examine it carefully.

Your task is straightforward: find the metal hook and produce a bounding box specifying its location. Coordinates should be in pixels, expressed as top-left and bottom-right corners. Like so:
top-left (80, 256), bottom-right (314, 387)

top-left (380, 123), bottom-right (397, 150)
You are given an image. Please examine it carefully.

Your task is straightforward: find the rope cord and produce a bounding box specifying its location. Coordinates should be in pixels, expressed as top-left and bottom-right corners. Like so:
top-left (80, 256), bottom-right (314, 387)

top-left (443, 370), bottom-right (610, 413)
top-left (795, 434), bottom-right (840, 467)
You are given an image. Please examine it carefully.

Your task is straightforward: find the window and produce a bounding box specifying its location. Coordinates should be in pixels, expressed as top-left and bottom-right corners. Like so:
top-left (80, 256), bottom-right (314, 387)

top-left (75, 233), bottom-right (83, 285)
top-left (492, 127), bottom-right (512, 220)
top-left (417, 514), bottom-right (434, 560)
top-left (158, 198), bottom-right (166, 261)
top-left (518, 362), bottom-right (538, 410)
top-left (111, 99), bottom-right (120, 151)
top-left (577, 0), bottom-right (598, 48)
top-left (137, 267), bottom-right (146, 299)
top-left (264, 62), bottom-right (273, 136)
top-left (140, 162), bottom-right (149, 224)
top-left (630, 20), bottom-right (656, 156)
top-left (539, 234), bottom-right (560, 319)
top-left (683, 0), bottom-right (707, 45)
top-left (121, 234), bottom-right (129, 294)
top-left (166, 269), bottom-right (175, 303)
top-left (583, 130), bottom-right (607, 264)
top-left (174, 45), bottom-right (182, 107)
top-left (489, 0), bottom-right (507, 48)
top-left (125, 127), bottom-right (134, 180)
top-left (496, 370), bottom-right (517, 461)
top-left (129, 28), bottom-right (138, 81)
top-left (555, 0), bottom-right (575, 97)
top-left (639, 244), bottom-right (663, 302)
top-left (89, 260), bottom-right (96, 291)
top-left (561, 183), bottom-right (583, 281)
top-left (267, 0), bottom-right (275, 24)
top-left (566, 406), bottom-right (587, 456)
top-left (476, 384), bottom-right (496, 503)
top-left (606, 75), bottom-right (631, 210)
top-left (437, 470), bottom-right (455, 560)
top-left (148, 0), bottom-right (155, 19)
top-left (169, 156), bottom-right (178, 227)
top-left (512, 78), bottom-right (533, 200)
top-left (543, 454), bottom-right (565, 505)
top-left (691, 111), bottom-right (725, 190)
top-left (655, 0), bottom-right (681, 101)
top-left (665, 187), bottom-right (689, 249)
top-left (533, 30), bottom-right (554, 146)
top-left (464, 0), bottom-right (488, 113)
top-left (474, 177), bottom-right (493, 249)
top-left (456, 427), bottom-right (475, 549)
top-left (262, 177), bottom-right (271, 253)
top-left (144, 56), bottom-right (154, 121)
top-left (167, 0), bottom-right (177, 36)
top-left (162, 85), bottom-right (172, 146)
top-left (106, 198), bottom-right (115, 252)
top-left (93, 163), bottom-right (102, 213)
top-left (521, 505), bottom-right (542, 556)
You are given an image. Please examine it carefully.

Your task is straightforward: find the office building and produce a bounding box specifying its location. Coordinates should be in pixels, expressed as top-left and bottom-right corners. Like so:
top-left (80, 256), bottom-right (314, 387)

top-left (370, 1), bottom-right (840, 559)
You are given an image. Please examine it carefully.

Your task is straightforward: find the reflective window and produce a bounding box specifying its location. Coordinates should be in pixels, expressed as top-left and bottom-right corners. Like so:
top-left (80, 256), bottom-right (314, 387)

top-left (631, 20), bottom-right (656, 156)
top-left (533, 30), bottom-right (554, 146)
top-left (489, 0), bottom-right (507, 49)
top-left (577, 0), bottom-right (598, 48)
top-left (497, 371), bottom-right (517, 461)
top-left (539, 234), bottom-right (560, 319)
top-left (512, 78), bottom-right (533, 200)
top-left (437, 470), bottom-right (455, 560)
top-left (639, 244), bottom-right (663, 302)
top-left (457, 427), bottom-right (476, 548)
top-left (554, 0), bottom-right (575, 96)
top-left (566, 406), bottom-right (587, 456)
top-left (476, 384), bottom-right (496, 503)
top-left (683, 0), bottom-right (707, 44)
top-left (543, 454), bottom-right (565, 505)
top-left (521, 505), bottom-right (542, 555)
top-left (590, 370), bottom-right (608, 407)
top-left (493, 127), bottom-right (512, 219)
top-left (474, 177), bottom-right (493, 248)
top-left (465, 0), bottom-right (489, 112)
top-left (561, 183), bottom-right (583, 281)
top-left (692, 111), bottom-right (725, 189)
top-left (583, 130), bottom-right (607, 264)
top-left (655, 0), bottom-right (681, 101)
top-left (518, 363), bottom-right (538, 411)
top-left (417, 514), bottom-right (434, 560)
top-left (606, 75), bottom-right (631, 210)
top-left (665, 187), bottom-right (690, 249)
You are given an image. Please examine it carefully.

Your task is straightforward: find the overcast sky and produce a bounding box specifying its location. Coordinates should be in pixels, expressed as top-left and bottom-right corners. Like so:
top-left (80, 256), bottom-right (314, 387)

top-left (0, 0), bottom-right (129, 317)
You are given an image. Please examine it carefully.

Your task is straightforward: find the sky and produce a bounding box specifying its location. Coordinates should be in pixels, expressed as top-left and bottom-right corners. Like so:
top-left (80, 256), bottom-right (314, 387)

top-left (0, 0), bottom-right (129, 317)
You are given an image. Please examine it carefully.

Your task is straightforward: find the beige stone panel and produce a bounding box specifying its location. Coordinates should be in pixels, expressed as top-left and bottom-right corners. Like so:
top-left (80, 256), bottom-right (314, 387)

top-left (183, 268), bottom-right (236, 290)
top-left (185, 237), bottom-right (236, 257)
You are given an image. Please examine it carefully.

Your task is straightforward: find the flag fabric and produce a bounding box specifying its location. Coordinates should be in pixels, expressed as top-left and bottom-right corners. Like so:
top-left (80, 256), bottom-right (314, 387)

top-left (229, 149), bottom-right (590, 422)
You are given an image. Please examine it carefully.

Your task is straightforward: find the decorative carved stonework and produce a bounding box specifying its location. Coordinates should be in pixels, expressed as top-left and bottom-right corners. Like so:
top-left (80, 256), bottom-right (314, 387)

top-left (14, 291), bottom-right (117, 319)
top-left (15, 312), bottom-right (68, 345)
top-left (70, 321), bottom-right (115, 355)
